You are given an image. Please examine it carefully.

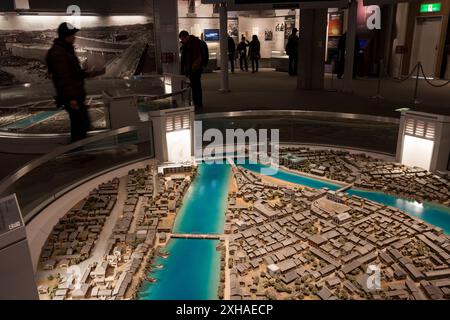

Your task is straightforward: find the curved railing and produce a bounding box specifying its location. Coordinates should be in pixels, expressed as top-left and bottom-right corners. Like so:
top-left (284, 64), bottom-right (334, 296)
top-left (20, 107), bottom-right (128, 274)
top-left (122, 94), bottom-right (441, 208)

top-left (0, 125), bottom-right (154, 223)
top-left (196, 110), bottom-right (400, 155)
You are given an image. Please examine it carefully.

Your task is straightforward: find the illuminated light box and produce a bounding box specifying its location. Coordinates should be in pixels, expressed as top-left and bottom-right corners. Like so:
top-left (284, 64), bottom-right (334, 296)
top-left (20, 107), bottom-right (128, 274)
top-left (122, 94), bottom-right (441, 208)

top-left (396, 111), bottom-right (450, 174)
top-left (401, 135), bottom-right (434, 171)
top-left (420, 3), bottom-right (441, 13)
top-left (149, 107), bottom-right (195, 163)
top-left (14, 0), bottom-right (30, 10)
top-left (166, 129), bottom-right (191, 162)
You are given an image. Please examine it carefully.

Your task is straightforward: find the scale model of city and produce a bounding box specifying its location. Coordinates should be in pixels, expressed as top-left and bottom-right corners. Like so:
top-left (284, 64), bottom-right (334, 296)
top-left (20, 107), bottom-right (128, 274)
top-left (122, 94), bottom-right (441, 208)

top-left (35, 146), bottom-right (450, 300)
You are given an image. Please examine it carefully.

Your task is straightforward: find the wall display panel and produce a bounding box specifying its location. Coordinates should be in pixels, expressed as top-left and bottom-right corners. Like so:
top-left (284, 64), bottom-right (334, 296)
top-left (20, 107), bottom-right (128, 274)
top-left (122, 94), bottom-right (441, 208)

top-left (229, 19), bottom-right (239, 38)
top-left (27, 0), bottom-right (152, 14)
top-left (0, 9), bottom-right (156, 87)
top-left (328, 11), bottom-right (343, 36)
top-left (204, 29), bottom-right (220, 41)
top-left (239, 16), bottom-right (286, 59)
top-left (284, 15), bottom-right (295, 39)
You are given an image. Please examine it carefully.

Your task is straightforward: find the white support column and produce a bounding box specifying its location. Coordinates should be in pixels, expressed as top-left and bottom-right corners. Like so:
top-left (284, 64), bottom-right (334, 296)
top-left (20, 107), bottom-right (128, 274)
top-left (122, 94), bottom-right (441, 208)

top-left (13, 0), bottom-right (30, 10)
top-left (154, 0), bottom-right (180, 75)
top-left (219, 2), bottom-right (230, 92)
top-left (343, 0), bottom-right (358, 93)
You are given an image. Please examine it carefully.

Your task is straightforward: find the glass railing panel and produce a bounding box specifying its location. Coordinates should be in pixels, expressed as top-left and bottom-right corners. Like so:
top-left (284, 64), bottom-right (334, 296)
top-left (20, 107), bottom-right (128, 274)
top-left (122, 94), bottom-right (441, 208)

top-left (0, 74), bottom-right (191, 135)
top-left (199, 115), bottom-right (399, 155)
top-left (0, 103), bottom-right (108, 135)
top-left (0, 126), bottom-right (154, 223)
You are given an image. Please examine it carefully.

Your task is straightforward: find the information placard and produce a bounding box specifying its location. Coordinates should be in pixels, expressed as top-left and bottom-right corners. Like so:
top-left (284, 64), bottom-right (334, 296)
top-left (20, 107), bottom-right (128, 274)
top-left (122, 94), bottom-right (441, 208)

top-left (0, 194), bottom-right (23, 236)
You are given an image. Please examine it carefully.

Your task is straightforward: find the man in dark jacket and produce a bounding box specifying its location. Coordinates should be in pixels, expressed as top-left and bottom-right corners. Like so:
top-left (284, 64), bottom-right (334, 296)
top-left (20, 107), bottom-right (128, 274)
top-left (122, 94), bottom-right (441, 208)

top-left (237, 36), bottom-right (249, 72)
top-left (285, 28), bottom-right (299, 76)
top-left (46, 22), bottom-right (94, 142)
top-left (179, 30), bottom-right (204, 110)
top-left (228, 35), bottom-right (236, 73)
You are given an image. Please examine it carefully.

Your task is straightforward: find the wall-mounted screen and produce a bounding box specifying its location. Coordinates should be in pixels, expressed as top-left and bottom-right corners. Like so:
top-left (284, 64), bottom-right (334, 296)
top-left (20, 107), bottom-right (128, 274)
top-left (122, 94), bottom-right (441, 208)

top-left (204, 29), bottom-right (220, 42)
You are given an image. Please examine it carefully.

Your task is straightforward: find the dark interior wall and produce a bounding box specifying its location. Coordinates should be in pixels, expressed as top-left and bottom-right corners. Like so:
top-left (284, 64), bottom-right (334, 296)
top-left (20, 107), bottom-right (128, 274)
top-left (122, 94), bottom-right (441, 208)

top-left (0, 0), bottom-right (15, 11)
top-left (27, 0), bottom-right (152, 14)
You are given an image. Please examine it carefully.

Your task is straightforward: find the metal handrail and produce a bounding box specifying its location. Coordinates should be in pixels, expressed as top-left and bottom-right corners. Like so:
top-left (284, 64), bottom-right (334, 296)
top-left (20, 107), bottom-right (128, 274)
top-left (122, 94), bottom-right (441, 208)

top-left (196, 110), bottom-right (400, 124)
top-left (0, 95), bottom-right (104, 111)
top-left (0, 74), bottom-right (191, 110)
top-left (0, 125), bottom-right (137, 196)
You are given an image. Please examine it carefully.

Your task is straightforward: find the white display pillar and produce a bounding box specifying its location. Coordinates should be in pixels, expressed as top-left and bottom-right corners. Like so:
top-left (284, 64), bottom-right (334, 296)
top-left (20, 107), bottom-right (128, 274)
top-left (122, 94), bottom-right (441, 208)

top-left (154, 0), bottom-right (180, 75)
top-left (396, 111), bottom-right (450, 174)
top-left (219, 2), bottom-right (230, 92)
top-left (149, 106), bottom-right (195, 163)
top-left (14, 0), bottom-right (30, 9)
top-left (343, 0), bottom-right (358, 93)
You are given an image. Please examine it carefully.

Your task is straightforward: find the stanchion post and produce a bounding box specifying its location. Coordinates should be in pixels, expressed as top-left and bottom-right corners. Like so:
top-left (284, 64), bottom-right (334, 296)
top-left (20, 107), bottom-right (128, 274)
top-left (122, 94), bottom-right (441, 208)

top-left (327, 59), bottom-right (337, 92)
top-left (413, 62), bottom-right (421, 104)
top-left (372, 59), bottom-right (383, 99)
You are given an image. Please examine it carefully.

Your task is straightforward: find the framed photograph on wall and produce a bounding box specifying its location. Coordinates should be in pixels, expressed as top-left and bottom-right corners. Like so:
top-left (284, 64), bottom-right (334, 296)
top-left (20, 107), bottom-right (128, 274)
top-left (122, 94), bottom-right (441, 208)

top-left (284, 16), bottom-right (295, 40)
top-left (265, 30), bottom-right (273, 41)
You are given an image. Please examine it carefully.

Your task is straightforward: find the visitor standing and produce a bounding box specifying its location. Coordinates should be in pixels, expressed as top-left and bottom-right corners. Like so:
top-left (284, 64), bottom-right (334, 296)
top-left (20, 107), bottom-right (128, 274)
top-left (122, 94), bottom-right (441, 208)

top-left (46, 22), bottom-right (102, 143)
top-left (237, 36), bottom-right (249, 72)
top-left (248, 35), bottom-right (261, 73)
top-left (285, 27), bottom-right (299, 76)
top-left (228, 35), bottom-right (236, 73)
top-left (179, 30), bottom-right (204, 110)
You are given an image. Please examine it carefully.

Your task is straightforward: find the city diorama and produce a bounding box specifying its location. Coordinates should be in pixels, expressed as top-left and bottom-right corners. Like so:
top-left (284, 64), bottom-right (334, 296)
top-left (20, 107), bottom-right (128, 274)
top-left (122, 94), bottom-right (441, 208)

top-left (34, 146), bottom-right (450, 300)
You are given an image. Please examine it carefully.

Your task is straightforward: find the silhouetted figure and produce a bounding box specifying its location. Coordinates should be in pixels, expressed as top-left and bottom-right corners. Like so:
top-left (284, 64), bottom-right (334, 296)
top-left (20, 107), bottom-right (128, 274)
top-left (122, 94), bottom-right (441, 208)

top-left (179, 30), bottom-right (204, 110)
top-left (237, 36), bottom-right (249, 72)
top-left (47, 22), bottom-right (100, 143)
top-left (285, 27), bottom-right (299, 76)
top-left (228, 35), bottom-right (236, 73)
top-left (248, 35), bottom-right (261, 73)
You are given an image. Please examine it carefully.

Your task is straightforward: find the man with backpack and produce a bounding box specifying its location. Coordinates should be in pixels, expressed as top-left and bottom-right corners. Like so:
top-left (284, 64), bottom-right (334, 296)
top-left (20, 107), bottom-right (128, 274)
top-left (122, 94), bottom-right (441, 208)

top-left (179, 30), bottom-right (208, 111)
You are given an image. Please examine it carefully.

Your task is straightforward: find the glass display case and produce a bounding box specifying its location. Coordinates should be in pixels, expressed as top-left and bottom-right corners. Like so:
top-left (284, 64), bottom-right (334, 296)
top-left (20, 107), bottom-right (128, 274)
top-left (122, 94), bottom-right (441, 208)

top-left (271, 50), bottom-right (289, 72)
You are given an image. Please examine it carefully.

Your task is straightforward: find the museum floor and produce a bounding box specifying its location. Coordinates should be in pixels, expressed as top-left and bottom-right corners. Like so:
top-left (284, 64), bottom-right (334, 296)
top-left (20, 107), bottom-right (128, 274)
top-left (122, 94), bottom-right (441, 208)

top-left (201, 70), bottom-right (450, 117)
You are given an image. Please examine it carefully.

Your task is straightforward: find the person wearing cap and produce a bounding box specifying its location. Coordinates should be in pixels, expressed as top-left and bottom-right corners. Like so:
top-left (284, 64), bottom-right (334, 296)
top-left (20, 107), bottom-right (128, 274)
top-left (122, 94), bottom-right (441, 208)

top-left (46, 22), bottom-right (101, 142)
top-left (285, 27), bottom-right (299, 76)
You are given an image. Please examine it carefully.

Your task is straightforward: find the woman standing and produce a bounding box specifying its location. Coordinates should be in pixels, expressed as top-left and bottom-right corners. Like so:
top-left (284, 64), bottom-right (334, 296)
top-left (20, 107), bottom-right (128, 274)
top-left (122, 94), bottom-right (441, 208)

top-left (248, 35), bottom-right (261, 73)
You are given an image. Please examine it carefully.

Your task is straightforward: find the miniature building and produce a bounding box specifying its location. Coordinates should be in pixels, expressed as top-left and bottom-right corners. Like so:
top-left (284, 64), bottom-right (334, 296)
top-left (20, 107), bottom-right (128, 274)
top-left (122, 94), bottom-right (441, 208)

top-left (267, 264), bottom-right (280, 277)
top-left (333, 212), bottom-right (352, 225)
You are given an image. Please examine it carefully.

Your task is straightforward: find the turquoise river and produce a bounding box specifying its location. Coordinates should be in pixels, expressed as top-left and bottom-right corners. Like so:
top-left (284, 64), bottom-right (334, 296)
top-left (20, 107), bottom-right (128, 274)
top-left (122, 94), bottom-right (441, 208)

top-left (140, 162), bottom-right (450, 300)
top-left (139, 163), bottom-right (230, 299)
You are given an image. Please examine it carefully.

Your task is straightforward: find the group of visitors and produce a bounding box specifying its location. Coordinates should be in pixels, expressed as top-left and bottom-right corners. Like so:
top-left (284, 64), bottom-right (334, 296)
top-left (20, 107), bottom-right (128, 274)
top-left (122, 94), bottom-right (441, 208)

top-left (229, 28), bottom-right (299, 76)
top-left (46, 20), bottom-right (357, 143)
top-left (229, 35), bottom-right (261, 73)
top-left (45, 22), bottom-right (301, 142)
